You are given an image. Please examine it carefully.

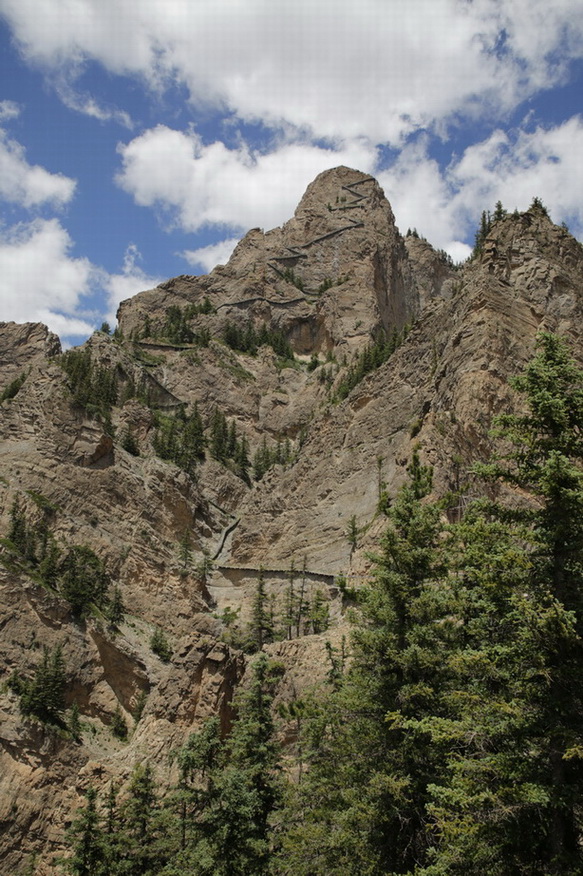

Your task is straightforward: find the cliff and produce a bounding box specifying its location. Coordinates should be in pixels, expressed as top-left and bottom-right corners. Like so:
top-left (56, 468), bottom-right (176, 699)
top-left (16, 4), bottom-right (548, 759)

top-left (0, 169), bottom-right (581, 873)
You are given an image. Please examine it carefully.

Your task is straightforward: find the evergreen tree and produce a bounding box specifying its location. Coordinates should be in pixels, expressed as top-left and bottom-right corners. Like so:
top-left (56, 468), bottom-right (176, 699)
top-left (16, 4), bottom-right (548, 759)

top-left (278, 454), bottom-right (452, 875)
top-left (63, 787), bottom-right (108, 876)
top-left (346, 514), bottom-right (359, 556)
top-left (116, 762), bottom-right (163, 876)
top-left (106, 586), bottom-right (125, 627)
top-left (19, 644), bottom-right (67, 725)
top-left (427, 333), bottom-right (583, 875)
top-left (164, 657), bottom-right (282, 876)
top-left (59, 545), bottom-right (110, 617)
top-left (150, 627), bottom-right (172, 662)
top-left (249, 568), bottom-right (274, 651)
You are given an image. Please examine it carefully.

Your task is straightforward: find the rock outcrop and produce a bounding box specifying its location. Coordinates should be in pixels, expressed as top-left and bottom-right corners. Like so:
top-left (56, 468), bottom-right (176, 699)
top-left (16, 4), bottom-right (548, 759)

top-left (1, 169), bottom-right (582, 872)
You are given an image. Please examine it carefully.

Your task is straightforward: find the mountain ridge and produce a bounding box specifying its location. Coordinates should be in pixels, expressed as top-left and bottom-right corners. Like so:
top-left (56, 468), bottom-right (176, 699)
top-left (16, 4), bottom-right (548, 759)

top-left (1, 167), bottom-right (582, 873)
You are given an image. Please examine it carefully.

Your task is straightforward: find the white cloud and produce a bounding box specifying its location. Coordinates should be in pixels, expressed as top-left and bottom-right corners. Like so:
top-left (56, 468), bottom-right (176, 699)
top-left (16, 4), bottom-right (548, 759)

top-left (0, 221), bottom-right (161, 341)
top-left (378, 116), bottom-right (583, 258)
top-left (450, 117), bottom-right (583, 228)
top-left (116, 126), bottom-right (377, 232)
top-left (0, 100), bottom-right (20, 120)
top-left (181, 237), bottom-right (240, 273)
top-left (100, 243), bottom-right (162, 324)
top-left (0, 129), bottom-right (77, 208)
top-left (54, 75), bottom-right (133, 127)
top-left (2, 0), bottom-right (582, 145)
top-left (0, 218), bottom-right (94, 335)
top-left (378, 138), bottom-right (463, 249)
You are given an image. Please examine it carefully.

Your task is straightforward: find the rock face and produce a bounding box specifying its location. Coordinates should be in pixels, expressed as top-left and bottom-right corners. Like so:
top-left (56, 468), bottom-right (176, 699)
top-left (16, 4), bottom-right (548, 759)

top-left (117, 167), bottom-right (418, 357)
top-left (0, 170), bottom-right (582, 872)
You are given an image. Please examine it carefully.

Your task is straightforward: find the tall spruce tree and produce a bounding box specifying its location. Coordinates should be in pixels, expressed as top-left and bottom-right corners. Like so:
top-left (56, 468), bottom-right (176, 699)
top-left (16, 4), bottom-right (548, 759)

top-left (424, 332), bottom-right (583, 875)
top-left (63, 787), bottom-right (108, 876)
top-left (277, 451), bottom-right (453, 875)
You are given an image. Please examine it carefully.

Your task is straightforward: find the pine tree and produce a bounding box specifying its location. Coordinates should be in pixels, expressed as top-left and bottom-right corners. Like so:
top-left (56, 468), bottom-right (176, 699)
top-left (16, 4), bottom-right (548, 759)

top-left (419, 333), bottom-right (583, 875)
top-left (116, 763), bottom-right (162, 876)
top-left (63, 787), bottom-right (107, 876)
top-left (59, 544), bottom-right (110, 617)
top-left (20, 643), bottom-right (67, 725)
top-left (249, 568), bottom-right (274, 651)
top-left (106, 586), bottom-right (125, 627)
top-left (346, 514), bottom-right (359, 557)
top-left (166, 657), bottom-right (282, 875)
top-left (278, 454), bottom-right (451, 875)
top-left (433, 332), bottom-right (583, 875)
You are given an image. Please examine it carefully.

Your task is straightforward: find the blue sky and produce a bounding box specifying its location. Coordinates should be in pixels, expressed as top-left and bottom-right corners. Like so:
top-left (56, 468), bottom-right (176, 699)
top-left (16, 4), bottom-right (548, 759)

top-left (0, 0), bottom-right (582, 346)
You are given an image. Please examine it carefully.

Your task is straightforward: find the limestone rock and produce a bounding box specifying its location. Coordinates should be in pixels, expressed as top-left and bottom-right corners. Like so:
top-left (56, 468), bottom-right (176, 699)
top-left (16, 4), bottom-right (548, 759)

top-left (1, 170), bottom-right (583, 872)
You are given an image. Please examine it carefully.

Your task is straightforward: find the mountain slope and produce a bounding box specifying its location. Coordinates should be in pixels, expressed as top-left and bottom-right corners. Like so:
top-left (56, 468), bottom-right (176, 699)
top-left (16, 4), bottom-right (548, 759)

top-left (0, 169), bottom-right (582, 873)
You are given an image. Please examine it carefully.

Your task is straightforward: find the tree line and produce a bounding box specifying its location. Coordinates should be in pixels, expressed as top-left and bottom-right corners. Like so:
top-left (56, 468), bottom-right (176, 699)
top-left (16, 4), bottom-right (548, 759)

top-left (55, 332), bottom-right (583, 873)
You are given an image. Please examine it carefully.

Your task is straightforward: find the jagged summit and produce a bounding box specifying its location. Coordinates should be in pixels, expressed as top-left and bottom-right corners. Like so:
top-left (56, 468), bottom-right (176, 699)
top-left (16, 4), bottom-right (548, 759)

top-left (118, 166), bottom-right (420, 356)
top-left (1, 167), bottom-right (583, 873)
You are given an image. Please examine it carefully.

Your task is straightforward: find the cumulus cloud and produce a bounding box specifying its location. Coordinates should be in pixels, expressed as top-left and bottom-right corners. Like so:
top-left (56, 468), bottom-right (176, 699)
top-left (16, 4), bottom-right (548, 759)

top-left (3, 0), bottom-right (582, 144)
top-left (450, 116), bottom-right (583, 228)
top-left (0, 100), bottom-right (20, 120)
top-left (0, 129), bottom-right (77, 208)
top-left (377, 116), bottom-right (583, 257)
top-left (116, 126), bottom-right (377, 232)
top-left (0, 218), bottom-right (94, 336)
top-left (117, 114), bottom-right (583, 264)
top-left (0, 221), bottom-right (161, 341)
top-left (181, 237), bottom-right (240, 273)
top-left (100, 243), bottom-right (162, 324)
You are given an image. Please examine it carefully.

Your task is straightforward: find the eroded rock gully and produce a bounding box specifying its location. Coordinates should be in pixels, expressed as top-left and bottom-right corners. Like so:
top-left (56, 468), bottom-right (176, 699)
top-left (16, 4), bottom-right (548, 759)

top-left (1, 168), bottom-right (582, 872)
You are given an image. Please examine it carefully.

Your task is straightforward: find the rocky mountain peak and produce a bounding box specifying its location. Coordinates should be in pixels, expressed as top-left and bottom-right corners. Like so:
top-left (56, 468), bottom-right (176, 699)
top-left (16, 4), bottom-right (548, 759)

top-left (1, 168), bottom-right (582, 874)
top-left (117, 166), bottom-right (419, 358)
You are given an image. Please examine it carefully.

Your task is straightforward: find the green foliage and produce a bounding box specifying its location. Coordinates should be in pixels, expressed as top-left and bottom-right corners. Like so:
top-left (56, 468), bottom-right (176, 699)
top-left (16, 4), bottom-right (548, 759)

top-left (442, 331), bottom-right (583, 874)
top-left (346, 514), bottom-right (359, 553)
top-left (25, 489), bottom-right (58, 513)
top-left (307, 352), bottom-right (319, 372)
top-left (196, 548), bottom-right (214, 585)
top-left (472, 208), bottom-right (492, 256)
top-left (10, 644), bottom-right (67, 725)
top-left (1, 370), bottom-right (27, 402)
top-left (59, 544), bottom-right (110, 617)
top-left (152, 404), bottom-right (205, 476)
top-left (252, 435), bottom-right (294, 481)
top-left (222, 320), bottom-right (294, 363)
top-left (472, 200), bottom-right (507, 257)
top-left (55, 333), bottom-right (583, 876)
top-left (63, 787), bottom-right (109, 876)
top-left (105, 586), bottom-right (125, 627)
top-left (111, 705), bottom-right (128, 741)
top-left (4, 497), bottom-right (113, 618)
top-left (248, 568), bottom-right (274, 652)
top-left (121, 428), bottom-right (140, 456)
top-left (60, 347), bottom-right (118, 430)
top-left (155, 304), bottom-right (212, 345)
top-left (530, 195), bottom-right (550, 217)
top-left (281, 266), bottom-right (304, 291)
top-left (150, 627), bottom-right (172, 662)
top-left (64, 658), bottom-right (282, 875)
top-left (169, 655), bottom-right (283, 875)
top-left (335, 326), bottom-right (408, 401)
top-left (132, 691), bottom-right (148, 724)
top-left (140, 300), bottom-right (214, 344)
top-left (208, 407), bottom-right (251, 482)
